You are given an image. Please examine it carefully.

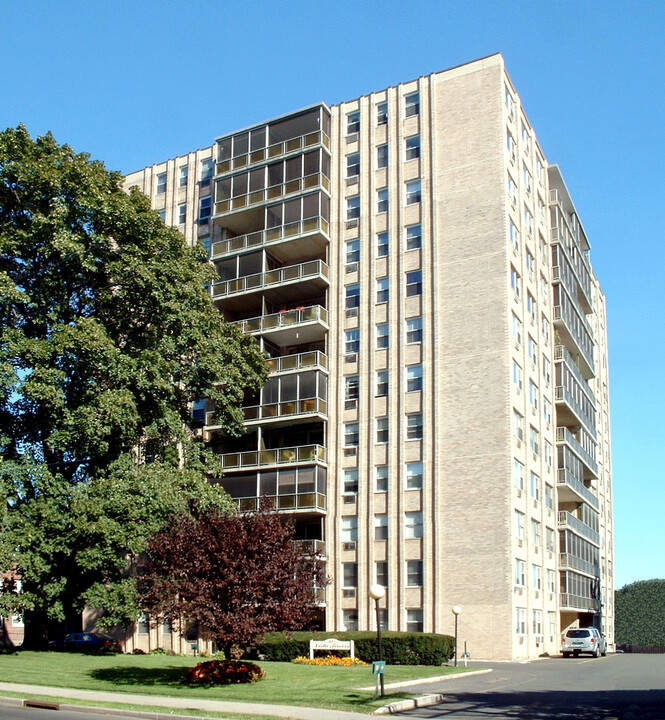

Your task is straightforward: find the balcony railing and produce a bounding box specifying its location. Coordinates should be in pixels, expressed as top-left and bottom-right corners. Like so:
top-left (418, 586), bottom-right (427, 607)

top-left (234, 305), bottom-right (328, 335)
top-left (242, 397), bottom-right (327, 423)
top-left (556, 427), bottom-right (598, 478)
top-left (557, 468), bottom-right (599, 510)
top-left (553, 288), bottom-right (594, 376)
top-left (216, 130), bottom-right (331, 176)
top-left (555, 385), bottom-right (596, 435)
top-left (267, 351), bottom-right (328, 374)
top-left (555, 346), bottom-right (596, 406)
top-left (294, 539), bottom-right (326, 556)
top-left (236, 491), bottom-right (326, 513)
top-left (212, 260), bottom-right (329, 299)
top-left (550, 230), bottom-right (593, 310)
top-left (558, 553), bottom-right (599, 577)
top-left (214, 173), bottom-right (330, 217)
top-left (211, 217), bottom-right (330, 259)
top-left (220, 444), bottom-right (327, 470)
top-left (559, 593), bottom-right (601, 612)
top-left (558, 511), bottom-right (600, 545)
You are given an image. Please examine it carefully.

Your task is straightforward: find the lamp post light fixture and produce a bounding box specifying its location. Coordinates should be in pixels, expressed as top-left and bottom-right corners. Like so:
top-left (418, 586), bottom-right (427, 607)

top-left (369, 583), bottom-right (386, 698)
top-left (452, 605), bottom-right (461, 667)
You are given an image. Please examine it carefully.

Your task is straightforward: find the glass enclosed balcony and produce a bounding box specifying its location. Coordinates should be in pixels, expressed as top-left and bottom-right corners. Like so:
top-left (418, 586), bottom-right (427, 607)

top-left (556, 426), bottom-right (598, 479)
top-left (553, 285), bottom-right (594, 379)
top-left (234, 305), bottom-right (328, 346)
top-left (557, 467), bottom-right (599, 510)
top-left (220, 443), bottom-right (326, 471)
top-left (266, 351), bottom-right (327, 375)
top-left (557, 511), bottom-right (600, 545)
top-left (559, 593), bottom-right (601, 612)
top-left (558, 553), bottom-right (598, 577)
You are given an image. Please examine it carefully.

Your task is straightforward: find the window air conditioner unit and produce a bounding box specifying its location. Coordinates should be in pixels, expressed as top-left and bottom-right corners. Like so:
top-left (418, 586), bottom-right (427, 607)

top-left (342, 588), bottom-right (357, 598)
top-left (346, 176), bottom-right (359, 186)
top-left (345, 353), bottom-right (357, 363)
top-left (516, 489), bottom-right (522, 497)
top-left (344, 447), bottom-right (357, 457)
top-left (343, 495), bottom-right (357, 504)
top-left (342, 542), bottom-right (356, 551)
top-left (346, 133), bottom-right (359, 143)
top-left (345, 399), bottom-right (357, 410)
top-left (346, 263), bottom-right (358, 273)
top-left (345, 219), bottom-right (359, 229)
top-left (346, 307), bottom-right (359, 318)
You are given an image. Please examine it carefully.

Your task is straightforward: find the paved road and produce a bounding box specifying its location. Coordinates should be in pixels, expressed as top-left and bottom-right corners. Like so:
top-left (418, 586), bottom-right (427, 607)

top-left (401, 654), bottom-right (665, 719)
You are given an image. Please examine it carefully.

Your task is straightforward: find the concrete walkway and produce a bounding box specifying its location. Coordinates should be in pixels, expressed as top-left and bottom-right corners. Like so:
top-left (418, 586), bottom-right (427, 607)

top-left (0, 682), bottom-right (373, 720)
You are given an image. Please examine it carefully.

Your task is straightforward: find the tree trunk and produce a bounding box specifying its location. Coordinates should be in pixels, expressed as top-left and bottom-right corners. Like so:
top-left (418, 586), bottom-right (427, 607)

top-left (21, 609), bottom-right (52, 650)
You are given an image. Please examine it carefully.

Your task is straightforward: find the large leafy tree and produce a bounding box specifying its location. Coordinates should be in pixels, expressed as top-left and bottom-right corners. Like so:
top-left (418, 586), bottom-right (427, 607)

top-left (0, 125), bottom-right (268, 646)
top-left (140, 507), bottom-right (327, 658)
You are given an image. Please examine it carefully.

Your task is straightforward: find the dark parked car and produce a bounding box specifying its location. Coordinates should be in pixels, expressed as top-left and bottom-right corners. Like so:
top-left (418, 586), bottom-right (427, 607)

top-left (50, 632), bottom-right (122, 653)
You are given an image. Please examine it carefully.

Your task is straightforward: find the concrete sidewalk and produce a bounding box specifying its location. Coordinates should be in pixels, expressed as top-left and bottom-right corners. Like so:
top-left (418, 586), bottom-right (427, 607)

top-left (0, 682), bottom-right (373, 720)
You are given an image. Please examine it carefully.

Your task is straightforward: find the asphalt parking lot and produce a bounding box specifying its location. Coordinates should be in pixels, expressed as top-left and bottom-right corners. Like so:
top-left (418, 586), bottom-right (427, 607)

top-left (399, 653), bottom-right (665, 719)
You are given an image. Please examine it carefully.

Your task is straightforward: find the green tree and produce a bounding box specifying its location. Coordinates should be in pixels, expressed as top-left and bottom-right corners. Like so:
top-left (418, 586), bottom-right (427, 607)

top-left (0, 125), bottom-right (268, 647)
top-left (615, 579), bottom-right (665, 645)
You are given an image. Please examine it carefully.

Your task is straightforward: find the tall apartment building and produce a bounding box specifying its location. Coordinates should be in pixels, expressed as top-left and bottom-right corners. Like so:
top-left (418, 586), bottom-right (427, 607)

top-left (124, 53), bottom-right (613, 660)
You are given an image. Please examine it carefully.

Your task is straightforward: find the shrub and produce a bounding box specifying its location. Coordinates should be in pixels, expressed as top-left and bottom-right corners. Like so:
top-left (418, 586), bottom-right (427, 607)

top-left (256, 631), bottom-right (454, 666)
top-left (186, 659), bottom-right (265, 685)
top-left (148, 648), bottom-right (168, 655)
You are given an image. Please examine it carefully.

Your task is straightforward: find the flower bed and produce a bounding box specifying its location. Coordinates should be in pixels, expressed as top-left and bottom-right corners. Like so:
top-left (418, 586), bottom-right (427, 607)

top-left (186, 659), bottom-right (265, 684)
top-left (292, 654), bottom-right (367, 667)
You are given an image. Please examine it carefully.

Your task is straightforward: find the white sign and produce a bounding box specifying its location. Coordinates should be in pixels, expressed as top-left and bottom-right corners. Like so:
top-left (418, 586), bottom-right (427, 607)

top-left (309, 638), bottom-right (355, 659)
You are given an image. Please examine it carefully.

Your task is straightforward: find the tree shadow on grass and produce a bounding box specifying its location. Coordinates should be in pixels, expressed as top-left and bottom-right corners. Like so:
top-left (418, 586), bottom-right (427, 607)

top-left (90, 666), bottom-right (190, 688)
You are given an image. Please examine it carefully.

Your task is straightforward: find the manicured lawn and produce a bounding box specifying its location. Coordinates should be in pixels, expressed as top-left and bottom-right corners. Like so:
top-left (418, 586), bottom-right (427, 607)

top-left (0, 651), bottom-right (473, 714)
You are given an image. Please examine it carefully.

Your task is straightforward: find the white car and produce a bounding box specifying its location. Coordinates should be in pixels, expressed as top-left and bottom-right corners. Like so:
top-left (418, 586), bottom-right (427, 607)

top-left (562, 627), bottom-right (607, 658)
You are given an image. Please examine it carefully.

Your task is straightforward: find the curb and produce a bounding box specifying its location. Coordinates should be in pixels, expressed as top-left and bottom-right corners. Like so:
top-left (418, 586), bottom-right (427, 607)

top-left (374, 693), bottom-right (446, 715)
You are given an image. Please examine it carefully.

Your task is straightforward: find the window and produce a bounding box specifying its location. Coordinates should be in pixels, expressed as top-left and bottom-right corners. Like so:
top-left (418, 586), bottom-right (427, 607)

top-left (345, 375), bottom-right (359, 401)
top-left (515, 558), bottom-right (526, 586)
top-left (513, 409), bottom-right (524, 441)
top-left (507, 130), bottom-right (516, 163)
top-left (376, 561), bottom-right (388, 586)
top-left (405, 511), bottom-right (423, 539)
top-left (405, 179), bottom-right (422, 205)
top-left (347, 195), bottom-right (360, 220)
top-left (178, 203), bottom-right (187, 225)
top-left (406, 608), bottom-right (423, 633)
top-left (508, 173), bottom-right (518, 207)
top-left (376, 323), bottom-right (389, 349)
top-left (156, 172), bottom-right (167, 194)
top-left (526, 250), bottom-right (535, 278)
top-left (138, 613), bottom-right (149, 634)
top-left (200, 158), bottom-right (213, 184)
top-left (345, 329), bottom-right (360, 354)
top-left (543, 397), bottom-right (552, 425)
top-left (376, 231), bottom-right (389, 258)
top-left (376, 417), bottom-right (389, 444)
top-left (347, 110), bottom-right (360, 135)
top-left (162, 618), bottom-right (172, 635)
top-left (546, 527), bottom-right (555, 552)
top-left (537, 156), bottom-right (545, 185)
top-left (524, 206), bottom-right (533, 236)
top-left (516, 607), bottom-right (526, 635)
top-left (542, 355), bottom-right (551, 385)
top-left (532, 564), bottom-right (542, 591)
top-left (529, 380), bottom-right (539, 411)
top-left (374, 513), bottom-right (388, 540)
top-left (199, 235), bottom-right (211, 257)
top-left (523, 164), bottom-right (532, 195)
top-left (513, 459), bottom-right (525, 491)
top-left (406, 364), bottom-right (423, 392)
top-left (344, 422), bottom-right (359, 447)
top-left (341, 515), bottom-right (358, 542)
top-left (521, 121), bottom-right (531, 155)
top-left (406, 316), bottom-right (423, 343)
top-left (406, 560), bottom-right (423, 586)
top-left (344, 468), bottom-right (358, 494)
top-left (515, 510), bottom-right (525, 540)
top-left (509, 219), bottom-right (520, 252)
top-left (406, 461), bottom-right (423, 490)
top-left (377, 187), bottom-right (389, 213)
top-left (199, 196), bottom-right (212, 222)
top-left (346, 152), bottom-right (360, 178)
top-left (527, 292), bottom-right (536, 323)
top-left (406, 223), bottom-right (422, 250)
top-left (158, 209), bottom-right (166, 222)
top-left (542, 313), bottom-right (550, 344)
top-left (531, 519), bottom-right (541, 549)
top-left (343, 562), bottom-right (358, 588)
top-left (528, 335), bottom-right (537, 365)
top-left (545, 484), bottom-right (554, 511)
top-left (512, 312), bottom-right (522, 346)
top-left (530, 472), bottom-right (540, 502)
top-left (533, 609), bottom-right (543, 635)
top-left (375, 465), bottom-right (388, 492)
top-left (406, 413), bottom-right (423, 440)
top-left (511, 265), bottom-right (521, 299)
top-left (405, 91), bottom-right (420, 117)
top-left (375, 369), bottom-right (389, 397)
top-left (376, 101), bottom-right (388, 126)
top-left (406, 270), bottom-right (422, 296)
top-left (376, 276), bottom-right (389, 303)
top-left (405, 134), bottom-right (421, 160)
top-left (346, 238), bottom-right (360, 264)
top-left (346, 283), bottom-right (360, 310)
top-left (376, 144), bottom-right (388, 169)
top-left (342, 609), bottom-right (358, 631)
top-left (505, 86), bottom-right (515, 120)
top-left (547, 570), bottom-right (556, 594)
top-left (544, 440), bottom-right (553, 468)
top-left (179, 165), bottom-right (188, 187)
top-left (530, 426), bottom-right (540, 456)
top-left (512, 361), bottom-right (523, 393)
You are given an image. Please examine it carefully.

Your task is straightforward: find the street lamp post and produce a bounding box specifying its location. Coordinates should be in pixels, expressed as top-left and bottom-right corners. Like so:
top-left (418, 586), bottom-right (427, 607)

top-left (452, 606), bottom-right (461, 667)
top-left (369, 583), bottom-right (386, 698)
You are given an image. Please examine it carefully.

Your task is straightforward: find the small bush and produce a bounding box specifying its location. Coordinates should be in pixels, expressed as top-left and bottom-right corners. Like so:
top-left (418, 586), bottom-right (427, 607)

top-left (292, 654), bottom-right (367, 667)
top-left (256, 631), bottom-right (454, 666)
top-left (148, 648), bottom-right (167, 655)
top-left (132, 648), bottom-right (146, 655)
top-left (186, 659), bottom-right (265, 685)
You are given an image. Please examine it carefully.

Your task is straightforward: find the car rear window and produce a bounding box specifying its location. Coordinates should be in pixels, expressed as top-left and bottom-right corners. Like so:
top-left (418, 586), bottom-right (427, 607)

top-left (567, 629), bottom-right (592, 638)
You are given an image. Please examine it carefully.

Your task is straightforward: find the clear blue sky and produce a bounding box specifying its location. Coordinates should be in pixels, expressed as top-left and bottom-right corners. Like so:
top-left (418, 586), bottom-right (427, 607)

top-left (2, 0), bottom-right (663, 590)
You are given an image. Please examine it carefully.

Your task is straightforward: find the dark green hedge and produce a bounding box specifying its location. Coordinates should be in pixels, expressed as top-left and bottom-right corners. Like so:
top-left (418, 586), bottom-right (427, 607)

top-left (615, 579), bottom-right (665, 645)
top-left (255, 631), bottom-right (454, 665)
